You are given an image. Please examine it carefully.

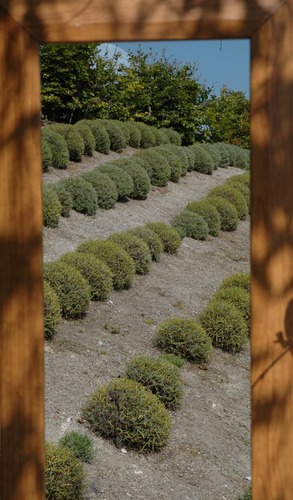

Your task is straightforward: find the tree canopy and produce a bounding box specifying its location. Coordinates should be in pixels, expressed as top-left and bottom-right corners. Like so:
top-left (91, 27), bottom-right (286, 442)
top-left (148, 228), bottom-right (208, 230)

top-left (40, 44), bottom-right (250, 147)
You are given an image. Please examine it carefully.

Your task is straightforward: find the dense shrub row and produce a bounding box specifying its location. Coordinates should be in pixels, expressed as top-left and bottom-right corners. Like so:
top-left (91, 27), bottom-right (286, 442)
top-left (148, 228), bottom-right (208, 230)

top-left (43, 131), bottom-right (250, 228)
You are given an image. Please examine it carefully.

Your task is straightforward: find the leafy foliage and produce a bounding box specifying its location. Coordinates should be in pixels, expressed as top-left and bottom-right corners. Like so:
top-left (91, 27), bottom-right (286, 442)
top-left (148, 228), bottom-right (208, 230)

top-left (155, 317), bottom-right (212, 363)
top-left (125, 355), bottom-right (183, 409)
top-left (82, 378), bottom-right (171, 452)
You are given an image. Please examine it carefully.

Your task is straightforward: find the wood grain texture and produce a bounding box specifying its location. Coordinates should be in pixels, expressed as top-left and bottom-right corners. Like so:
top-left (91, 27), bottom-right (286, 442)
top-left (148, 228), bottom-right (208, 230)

top-left (251, 0), bottom-right (293, 497)
top-left (0, 0), bottom-right (284, 42)
top-left (0, 7), bottom-right (45, 500)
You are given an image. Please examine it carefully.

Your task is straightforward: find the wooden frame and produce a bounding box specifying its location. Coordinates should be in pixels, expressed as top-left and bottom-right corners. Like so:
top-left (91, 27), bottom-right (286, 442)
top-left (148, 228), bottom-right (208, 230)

top-left (1, 1), bottom-right (292, 498)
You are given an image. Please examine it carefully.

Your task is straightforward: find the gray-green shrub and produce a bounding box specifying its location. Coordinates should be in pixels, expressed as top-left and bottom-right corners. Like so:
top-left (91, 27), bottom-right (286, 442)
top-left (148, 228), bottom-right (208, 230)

top-left (74, 122), bottom-right (95, 157)
top-left (146, 222), bottom-right (181, 253)
top-left (81, 171), bottom-right (118, 209)
top-left (160, 128), bottom-right (182, 145)
top-left (42, 137), bottom-right (52, 172)
top-left (211, 286), bottom-right (250, 326)
top-left (108, 232), bottom-right (152, 275)
top-left (59, 252), bottom-right (113, 301)
top-left (44, 281), bottom-right (61, 340)
top-left (101, 120), bottom-right (126, 152)
top-left (185, 199), bottom-right (221, 237)
top-left (110, 158), bottom-right (151, 200)
top-left (59, 431), bottom-right (94, 463)
top-left (98, 164), bottom-right (134, 199)
top-left (136, 123), bottom-right (156, 148)
top-left (82, 378), bottom-right (171, 452)
top-left (171, 210), bottom-right (209, 240)
top-left (199, 300), bottom-right (248, 352)
top-left (126, 122), bottom-right (141, 148)
top-left (59, 177), bottom-right (97, 215)
top-left (43, 184), bottom-right (62, 228)
top-left (215, 143), bottom-right (230, 168)
top-left (77, 239), bottom-right (136, 290)
top-left (133, 149), bottom-right (171, 187)
top-left (52, 183), bottom-right (73, 218)
top-left (45, 442), bottom-right (86, 500)
top-left (42, 128), bottom-right (69, 169)
top-left (207, 196), bottom-right (239, 231)
top-left (128, 226), bottom-right (163, 262)
top-left (44, 261), bottom-right (91, 319)
top-left (208, 184), bottom-right (248, 220)
top-left (53, 124), bottom-right (85, 162)
top-left (200, 143), bottom-right (221, 169)
top-left (81, 120), bottom-right (110, 154)
top-left (154, 145), bottom-right (183, 182)
top-left (159, 353), bottom-right (185, 368)
top-left (218, 272), bottom-right (250, 293)
top-left (125, 355), bottom-right (183, 410)
top-left (155, 317), bottom-right (212, 363)
top-left (188, 144), bottom-right (214, 174)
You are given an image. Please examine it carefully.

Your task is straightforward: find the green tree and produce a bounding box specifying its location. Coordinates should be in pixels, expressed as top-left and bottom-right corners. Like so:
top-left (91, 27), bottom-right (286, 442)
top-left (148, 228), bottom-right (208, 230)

top-left (199, 86), bottom-right (250, 148)
top-left (40, 43), bottom-right (99, 122)
top-left (114, 48), bottom-right (211, 144)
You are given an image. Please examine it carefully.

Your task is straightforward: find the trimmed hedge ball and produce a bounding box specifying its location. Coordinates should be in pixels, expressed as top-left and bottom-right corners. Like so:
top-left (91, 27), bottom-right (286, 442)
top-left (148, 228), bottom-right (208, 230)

top-left (227, 177), bottom-right (250, 208)
top-left (207, 196), bottom-right (239, 232)
top-left (150, 126), bottom-right (169, 146)
top-left (185, 200), bottom-right (221, 237)
top-left (42, 128), bottom-right (69, 169)
top-left (218, 272), bottom-right (250, 293)
top-left (81, 119), bottom-right (111, 154)
top-left (155, 317), bottom-right (212, 363)
top-left (188, 143), bottom-right (214, 174)
top-left (98, 164), bottom-right (134, 199)
top-left (159, 353), bottom-right (185, 368)
top-left (52, 183), bottom-right (73, 218)
top-left (133, 149), bottom-right (171, 187)
top-left (125, 122), bottom-right (141, 148)
top-left (45, 442), bottom-right (86, 500)
top-left (59, 252), bottom-right (113, 301)
top-left (229, 172), bottom-right (250, 188)
top-left (44, 281), bottom-right (61, 340)
top-left (171, 145), bottom-right (189, 176)
top-left (81, 170), bottom-right (118, 209)
top-left (77, 239), bottom-right (136, 290)
top-left (215, 143), bottom-right (230, 168)
top-left (136, 123), bottom-right (156, 148)
top-left (199, 300), bottom-right (248, 353)
top-left (128, 226), bottom-right (164, 262)
top-left (200, 143), bottom-right (221, 170)
top-left (146, 221), bottom-right (181, 253)
top-left (59, 431), bottom-right (94, 463)
top-left (82, 378), bottom-right (171, 452)
top-left (110, 158), bottom-right (151, 200)
top-left (43, 184), bottom-right (62, 228)
top-left (42, 137), bottom-right (52, 172)
top-left (211, 286), bottom-right (250, 327)
top-left (57, 125), bottom-right (84, 162)
top-left (44, 261), bottom-right (91, 319)
top-left (160, 128), bottom-right (182, 145)
top-left (74, 122), bottom-right (95, 157)
top-left (171, 210), bottom-right (209, 240)
top-left (59, 177), bottom-right (97, 216)
top-left (108, 232), bottom-right (152, 275)
top-left (102, 120), bottom-right (127, 152)
top-left (208, 184), bottom-right (248, 220)
top-left (125, 355), bottom-right (183, 410)
top-left (154, 145), bottom-right (183, 182)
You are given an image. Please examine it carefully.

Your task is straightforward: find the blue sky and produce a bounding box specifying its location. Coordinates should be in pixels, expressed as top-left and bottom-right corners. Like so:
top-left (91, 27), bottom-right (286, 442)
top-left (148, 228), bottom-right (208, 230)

top-left (103, 40), bottom-right (250, 98)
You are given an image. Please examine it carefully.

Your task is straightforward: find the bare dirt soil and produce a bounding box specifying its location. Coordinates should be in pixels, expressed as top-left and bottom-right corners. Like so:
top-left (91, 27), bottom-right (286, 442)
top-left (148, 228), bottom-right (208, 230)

top-left (43, 149), bottom-right (251, 500)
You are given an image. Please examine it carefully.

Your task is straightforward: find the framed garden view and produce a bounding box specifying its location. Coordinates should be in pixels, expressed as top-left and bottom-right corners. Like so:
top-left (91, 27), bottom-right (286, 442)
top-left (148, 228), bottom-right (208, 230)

top-left (0, 0), bottom-right (293, 498)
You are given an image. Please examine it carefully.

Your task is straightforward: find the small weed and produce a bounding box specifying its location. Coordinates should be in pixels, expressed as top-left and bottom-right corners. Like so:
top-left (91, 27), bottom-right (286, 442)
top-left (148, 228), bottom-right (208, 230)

top-left (143, 317), bottom-right (155, 326)
top-left (173, 300), bottom-right (184, 310)
top-left (104, 321), bottom-right (122, 334)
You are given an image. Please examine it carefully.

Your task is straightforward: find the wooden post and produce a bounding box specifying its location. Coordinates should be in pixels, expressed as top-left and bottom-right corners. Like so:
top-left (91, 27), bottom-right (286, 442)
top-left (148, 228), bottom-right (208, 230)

top-left (251, 1), bottom-right (293, 498)
top-left (0, 7), bottom-right (45, 500)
